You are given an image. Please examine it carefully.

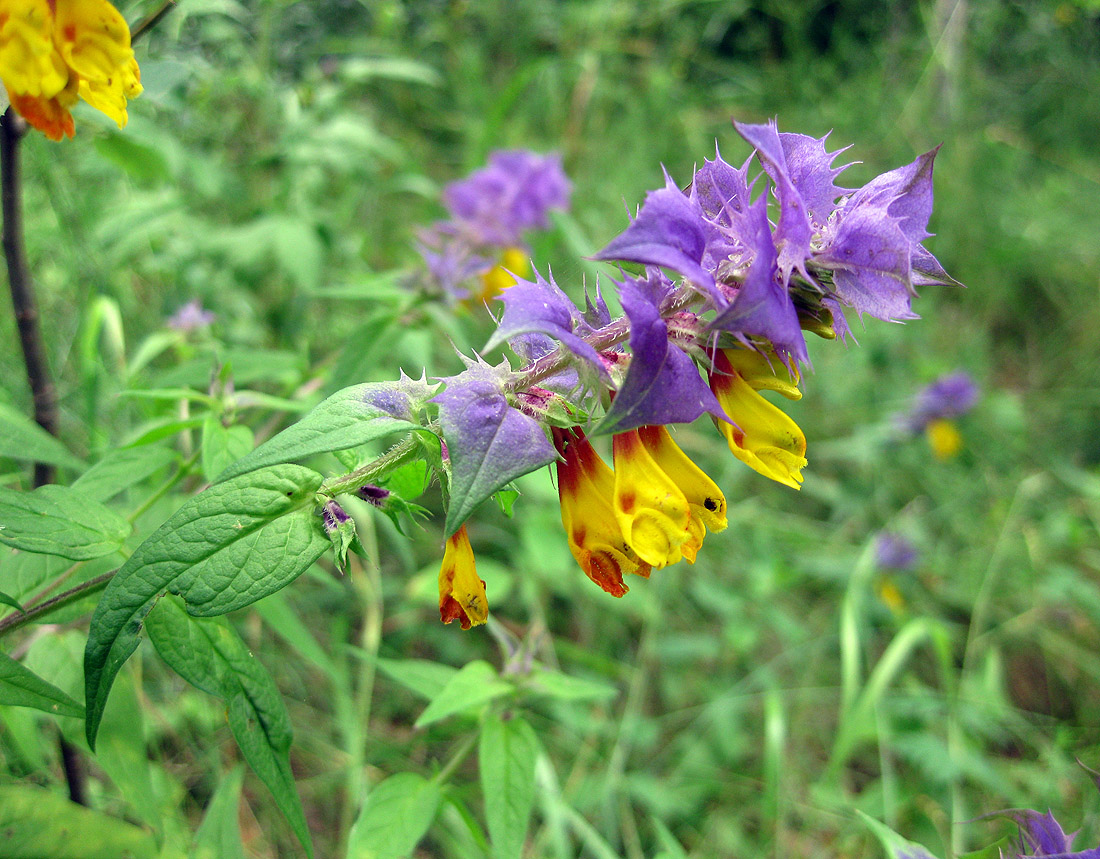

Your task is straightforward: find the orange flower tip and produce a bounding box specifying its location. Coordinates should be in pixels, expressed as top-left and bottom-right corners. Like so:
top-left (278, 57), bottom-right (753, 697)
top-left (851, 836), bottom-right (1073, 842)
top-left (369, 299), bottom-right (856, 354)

top-left (582, 552), bottom-right (629, 597)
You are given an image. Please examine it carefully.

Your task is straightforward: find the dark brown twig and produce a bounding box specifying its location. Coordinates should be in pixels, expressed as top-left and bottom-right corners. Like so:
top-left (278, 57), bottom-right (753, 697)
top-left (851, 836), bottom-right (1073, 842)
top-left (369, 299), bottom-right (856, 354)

top-left (2, 108), bottom-right (59, 487)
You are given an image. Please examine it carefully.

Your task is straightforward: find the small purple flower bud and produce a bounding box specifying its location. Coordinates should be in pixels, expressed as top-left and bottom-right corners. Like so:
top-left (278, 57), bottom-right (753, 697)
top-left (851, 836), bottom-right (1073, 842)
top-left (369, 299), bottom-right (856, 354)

top-left (357, 484), bottom-right (391, 507)
top-left (167, 299), bottom-right (215, 331)
top-left (874, 532), bottom-right (919, 572)
top-left (322, 500), bottom-right (351, 533)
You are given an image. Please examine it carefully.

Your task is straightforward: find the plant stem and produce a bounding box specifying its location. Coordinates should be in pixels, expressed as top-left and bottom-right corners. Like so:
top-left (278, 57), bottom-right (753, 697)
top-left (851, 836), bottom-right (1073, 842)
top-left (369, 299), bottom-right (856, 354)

top-left (130, 0), bottom-right (177, 44)
top-left (2, 108), bottom-right (59, 487)
top-left (321, 431), bottom-right (429, 497)
top-left (0, 571), bottom-right (115, 638)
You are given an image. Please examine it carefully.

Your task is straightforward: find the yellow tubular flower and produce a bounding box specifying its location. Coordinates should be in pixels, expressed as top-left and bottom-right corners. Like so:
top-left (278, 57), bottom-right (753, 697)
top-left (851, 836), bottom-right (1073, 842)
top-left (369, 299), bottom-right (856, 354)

top-left (636, 424), bottom-right (727, 563)
top-left (0, 0), bottom-right (142, 140)
top-left (709, 348), bottom-right (808, 490)
top-left (475, 246), bottom-right (530, 303)
top-left (612, 428), bottom-right (693, 569)
top-left (438, 525), bottom-right (488, 629)
top-left (553, 427), bottom-right (651, 597)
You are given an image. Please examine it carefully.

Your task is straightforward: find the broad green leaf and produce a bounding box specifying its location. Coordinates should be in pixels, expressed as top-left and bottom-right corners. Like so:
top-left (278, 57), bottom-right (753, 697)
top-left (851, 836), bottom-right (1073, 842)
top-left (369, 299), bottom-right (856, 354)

top-left (0, 784), bottom-right (158, 858)
top-left (0, 651), bottom-right (84, 717)
top-left (479, 713), bottom-right (539, 859)
top-left (346, 773), bottom-right (441, 859)
top-left (376, 657), bottom-right (457, 700)
top-left (214, 382), bottom-right (432, 482)
top-left (414, 661), bottom-right (512, 728)
top-left (200, 418), bottom-right (254, 483)
top-left (147, 596), bottom-right (312, 857)
top-left (191, 766), bottom-right (247, 859)
top-left (84, 463), bottom-right (327, 750)
top-left (94, 131), bottom-right (171, 182)
top-left (72, 446), bottom-right (178, 502)
top-left (0, 402), bottom-right (85, 471)
top-left (525, 668), bottom-right (618, 702)
top-left (0, 485), bottom-right (130, 560)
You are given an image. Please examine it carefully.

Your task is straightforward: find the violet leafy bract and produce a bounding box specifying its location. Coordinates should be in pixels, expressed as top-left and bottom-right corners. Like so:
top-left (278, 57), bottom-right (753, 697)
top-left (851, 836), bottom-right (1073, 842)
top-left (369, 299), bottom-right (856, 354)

top-left (433, 363), bottom-right (557, 534)
top-left (483, 269), bottom-right (605, 375)
top-left (594, 276), bottom-right (725, 436)
top-left (591, 175), bottom-right (722, 306)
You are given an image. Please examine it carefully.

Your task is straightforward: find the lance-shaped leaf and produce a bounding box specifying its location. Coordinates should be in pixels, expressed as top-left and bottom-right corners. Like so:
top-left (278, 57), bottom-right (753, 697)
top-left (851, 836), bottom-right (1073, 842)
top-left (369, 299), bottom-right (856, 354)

top-left (483, 268), bottom-right (603, 374)
top-left (0, 485), bottom-right (130, 560)
top-left (592, 175), bottom-right (722, 305)
top-left (84, 463), bottom-right (328, 749)
top-left (0, 651), bottom-right (85, 717)
top-left (735, 120), bottom-right (815, 288)
top-left (146, 596), bottom-right (313, 857)
top-left (710, 195), bottom-right (809, 366)
top-left (595, 276), bottom-right (725, 436)
top-left (215, 377), bottom-right (434, 482)
top-left (480, 712), bottom-right (540, 859)
top-left (0, 402), bottom-right (85, 471)
top-left (433, 365), bottom-right (556, 535)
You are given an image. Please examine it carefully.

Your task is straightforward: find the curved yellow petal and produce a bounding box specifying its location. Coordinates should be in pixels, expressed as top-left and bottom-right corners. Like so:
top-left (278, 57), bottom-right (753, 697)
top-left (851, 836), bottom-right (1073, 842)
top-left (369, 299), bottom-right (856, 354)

top-left (612, 428), bottom-right (692, 569)
top-left (52, 0), bottom-right (133, 83)
top-left (0, 0), bottom-right (69, 98)
top-left (637, 424), bottom-right (727, 534)
top-left (438, 525), bottom-right (488, 629)
top-left (720, 346), bottom-right (802, 400)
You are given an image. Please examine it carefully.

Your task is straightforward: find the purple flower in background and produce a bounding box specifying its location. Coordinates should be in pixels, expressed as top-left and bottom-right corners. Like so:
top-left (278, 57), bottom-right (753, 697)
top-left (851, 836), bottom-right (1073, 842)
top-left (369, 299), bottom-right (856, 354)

top-left (443, 150), bottom-right (571, 248)
top-left (899, 371), bottom-right (980, 434)
top-left (874, 532), bottom-right (919, 572)
top-left (167, 299), bottom-right (215, 331)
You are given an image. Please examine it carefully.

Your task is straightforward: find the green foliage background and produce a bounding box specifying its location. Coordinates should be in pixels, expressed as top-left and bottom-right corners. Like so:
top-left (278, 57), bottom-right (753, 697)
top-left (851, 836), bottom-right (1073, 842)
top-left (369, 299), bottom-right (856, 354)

top-left (2, 0), bottom-right (1100, 856)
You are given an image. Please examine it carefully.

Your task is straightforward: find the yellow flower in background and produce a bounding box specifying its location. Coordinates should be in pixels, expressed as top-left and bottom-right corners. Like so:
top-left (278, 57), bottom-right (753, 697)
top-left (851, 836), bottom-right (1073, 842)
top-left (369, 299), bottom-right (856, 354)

top-left (925, 418), bottom-right (963, 460)
top-left (553, 427), bottom-right (651, 597)
top-left (0, 0), bottom-right (142, 140)
top-left (709, 348), bottom-right (807, 489)
top-left (474, 246), bottom-right (530, 303)
top-left (438, 525), bottom-right (488, 629)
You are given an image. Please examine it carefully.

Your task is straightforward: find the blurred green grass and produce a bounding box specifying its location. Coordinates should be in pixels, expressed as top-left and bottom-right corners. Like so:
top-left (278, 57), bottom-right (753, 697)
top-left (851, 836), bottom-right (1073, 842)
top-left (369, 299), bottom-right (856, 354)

top-left (3, 1), bottom-right (1100, 856)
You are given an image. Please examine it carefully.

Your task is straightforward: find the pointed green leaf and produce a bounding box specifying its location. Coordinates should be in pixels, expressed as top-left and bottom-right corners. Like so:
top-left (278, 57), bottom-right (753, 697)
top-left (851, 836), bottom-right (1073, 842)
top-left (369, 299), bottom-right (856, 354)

top-left (346, 773), bottom-right (441, 859)
top-left (0, 590), bottom-right (26, 613)
top-left (0, 402), bottom-right (85, 471)
top-left (525, 668), bottom-right (618, 702)
top-left (201, 418), bottom-right (254, 483)
top-left (375, 657), bottom-right (457, 701)
top-left (0, 651), bottom-right (84, 717)
top-left (857, 811), bottom-right (941, 859)
top-left (147, 596), bottom-right (312, 857)
top-left (214, 380), bottom-right (436, 482)
top-left (414, 661), bottom-right (512, 728)
top-left (72, 446), bottom-right (178, 502)
top-left (0, 485), bottom-right (130, 560)
top-left (191, 766), bottom-right (247, 859)
top-left (84, 463), bottom-right (327, 750)
top-left (480, 713), bottom-right (539, 859)
top-left (0, 784), bottom-right (158, 858)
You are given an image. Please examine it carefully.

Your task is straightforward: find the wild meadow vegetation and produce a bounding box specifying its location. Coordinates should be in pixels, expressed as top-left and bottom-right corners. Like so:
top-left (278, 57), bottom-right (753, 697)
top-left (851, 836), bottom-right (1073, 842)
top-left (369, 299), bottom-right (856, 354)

top-left (2, 1), bottom-right (1100, 857)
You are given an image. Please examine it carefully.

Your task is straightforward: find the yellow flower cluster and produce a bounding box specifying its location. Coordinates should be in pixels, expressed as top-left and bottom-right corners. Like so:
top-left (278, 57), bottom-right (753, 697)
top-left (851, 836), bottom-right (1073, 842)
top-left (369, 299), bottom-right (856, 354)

top-left (0, 0), bottom-right (142, 140)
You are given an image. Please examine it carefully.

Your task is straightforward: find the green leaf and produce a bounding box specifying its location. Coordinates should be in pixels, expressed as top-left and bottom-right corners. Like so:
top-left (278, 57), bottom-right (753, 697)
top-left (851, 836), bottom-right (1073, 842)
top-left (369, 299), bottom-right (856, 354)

top-left (346, 773), bottom-right (441, 859)
top-left (191, 766), bottom-right (247, 859)
top-left (480, 713), bottom-right (540, 859)
top-left (201, 418), bottom-right (254, 483)
top-left (525, 668), bottom-right (618, 702)
top-left (84, 463), bottom-right (327, 750)
top-left (72, 446), bottom-right (178, 502)
top-left (494, 487), bottom-right (519, 518)
top-left (375, 657), bottom-right (457, 700)
top-left (0, 402), bottom-right (85, 471)
top-left (856, 811), bottom-right (942, 859)
top-left (0, 651), bottom-right (84, 717)
top-left (414, 661), bottom-right (512, 728)
top-left (214, 382), bottom-right (428, 482)
top-left (0, 784), bottom-right (158, 858)
top-left (93, 131), bottom-right (171, 183)
top-left (0, 590), bottom-right (26, 613)
top-left (0, 485), bottom-right (130, 560)
top-left (147, 596), bottom-right (312, 857)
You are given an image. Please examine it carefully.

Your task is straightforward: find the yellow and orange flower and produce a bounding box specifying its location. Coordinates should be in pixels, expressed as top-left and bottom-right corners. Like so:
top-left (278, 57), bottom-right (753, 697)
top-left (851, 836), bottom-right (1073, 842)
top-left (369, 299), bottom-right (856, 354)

top-left (0, 0), bottom-right (142, 140)
top-left (553, 426), bottom-right (651, 597)
top-left (709, 347), bottom-right (807, 489)
top-left (438, 524), bottom-right (488, 629)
